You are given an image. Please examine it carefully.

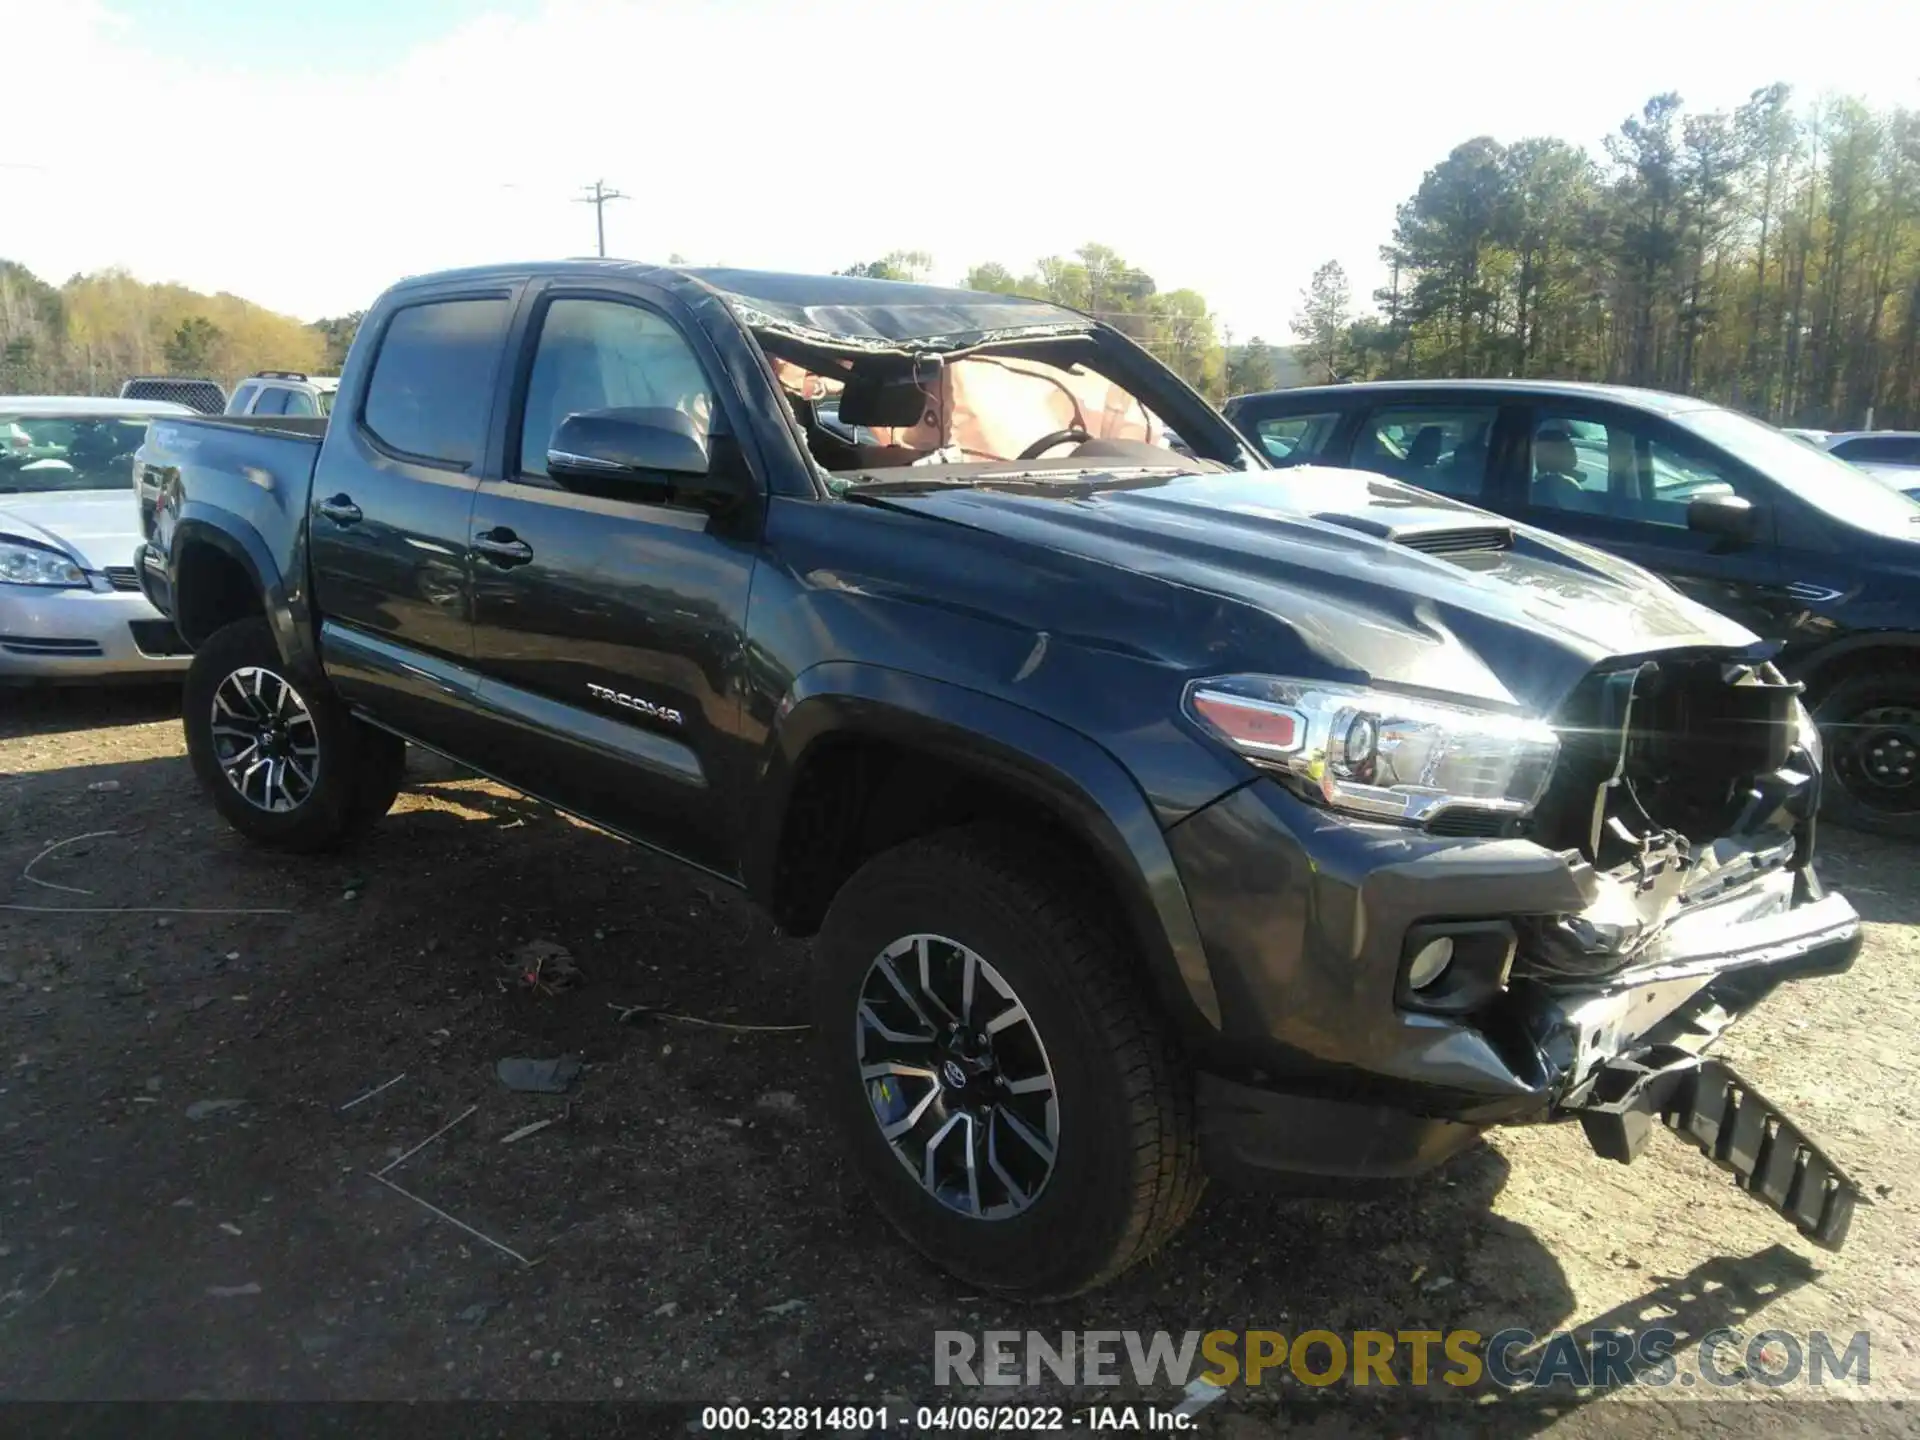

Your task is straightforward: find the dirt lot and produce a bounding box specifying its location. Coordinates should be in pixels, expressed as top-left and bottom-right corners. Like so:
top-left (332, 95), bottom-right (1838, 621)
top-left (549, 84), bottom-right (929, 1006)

top-left (1, 685), bottom-right (1917, 1435)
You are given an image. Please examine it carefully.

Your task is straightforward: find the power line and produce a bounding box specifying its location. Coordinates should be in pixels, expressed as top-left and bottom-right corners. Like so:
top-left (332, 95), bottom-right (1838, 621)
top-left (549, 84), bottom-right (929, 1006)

top-left (575, 179), bottom-right (629, 258)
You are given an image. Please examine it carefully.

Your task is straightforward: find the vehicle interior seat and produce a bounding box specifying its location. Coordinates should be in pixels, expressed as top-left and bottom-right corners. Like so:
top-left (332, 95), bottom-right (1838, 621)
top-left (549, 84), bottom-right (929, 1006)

top-left (1532, 427), bottom-right (1595, 511)
top-left (1445, 421), bottom-right (1491, 496)
top-left (67, 422), bottom-right (139, 485)
top-left (1404, 425), bottom-right (1445, 476)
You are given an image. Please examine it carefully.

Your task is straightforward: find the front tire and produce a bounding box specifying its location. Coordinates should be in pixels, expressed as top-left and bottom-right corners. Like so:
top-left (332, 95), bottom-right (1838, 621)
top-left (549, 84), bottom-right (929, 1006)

top-left (812, 825), bottom-right (1203, 1298)
top-left (183, 617), bottom-right (403, 852)
top-left (1814, 670), bottom-right (1920, 838)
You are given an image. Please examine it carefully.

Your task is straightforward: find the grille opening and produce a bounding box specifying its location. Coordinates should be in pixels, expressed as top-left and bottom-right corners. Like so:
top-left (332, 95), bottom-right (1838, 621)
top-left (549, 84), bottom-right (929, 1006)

top-left (1531, 657), bottom-right (1799, 869)
top-left (104, 566), bottom-right (142, 592)
top-left (129, 620), bottom-right (189, 657)
top-left (1425, 807), bottom-right (1520, 839)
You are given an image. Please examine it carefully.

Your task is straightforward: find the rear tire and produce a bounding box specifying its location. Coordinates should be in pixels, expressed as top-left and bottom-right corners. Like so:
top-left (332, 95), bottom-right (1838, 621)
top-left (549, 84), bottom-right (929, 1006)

top-left (811, 824), bottom-right (1204, 1298)
top-left (1813, 670), bottom-right (1920, 838)
top-left (183, 617), bottom-right (401, 852)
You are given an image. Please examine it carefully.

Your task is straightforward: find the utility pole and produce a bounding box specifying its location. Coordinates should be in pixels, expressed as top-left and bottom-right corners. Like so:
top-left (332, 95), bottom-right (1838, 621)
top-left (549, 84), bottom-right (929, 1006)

top-left (576, 179), bottom-right (628, 258)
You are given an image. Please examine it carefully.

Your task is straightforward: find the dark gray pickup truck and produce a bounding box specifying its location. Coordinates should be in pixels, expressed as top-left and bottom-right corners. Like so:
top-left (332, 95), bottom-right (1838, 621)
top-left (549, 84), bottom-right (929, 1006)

top-left (133, 261), bottom-right (1864, 1296)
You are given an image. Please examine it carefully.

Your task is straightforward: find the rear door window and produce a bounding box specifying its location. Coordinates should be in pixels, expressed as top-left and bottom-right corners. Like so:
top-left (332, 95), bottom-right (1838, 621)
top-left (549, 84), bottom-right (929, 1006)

top-left (1351, 406), bottom-right (1498, 502)
top-left (253, 388), bottom-right (289, 416)
top-left (280, 389), bottom-right (318, 417)
top-left (362, 297), bottom-right (512, 470)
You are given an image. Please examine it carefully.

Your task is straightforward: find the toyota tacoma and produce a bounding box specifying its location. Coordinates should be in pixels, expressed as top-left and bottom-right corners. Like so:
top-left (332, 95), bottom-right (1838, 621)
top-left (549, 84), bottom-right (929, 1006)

top-left (133, 262), bottom-right (1865, 1297)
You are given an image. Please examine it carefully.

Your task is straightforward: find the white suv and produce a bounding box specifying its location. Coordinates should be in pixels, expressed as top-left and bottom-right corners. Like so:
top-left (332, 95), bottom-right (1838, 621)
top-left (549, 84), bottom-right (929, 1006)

top-left (225, 371), bottom-right (340, 419)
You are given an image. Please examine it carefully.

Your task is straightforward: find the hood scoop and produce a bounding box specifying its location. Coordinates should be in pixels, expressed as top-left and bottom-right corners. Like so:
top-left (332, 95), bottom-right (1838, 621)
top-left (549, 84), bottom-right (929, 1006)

top-left (1312, 510), bottom-right (1516, 557)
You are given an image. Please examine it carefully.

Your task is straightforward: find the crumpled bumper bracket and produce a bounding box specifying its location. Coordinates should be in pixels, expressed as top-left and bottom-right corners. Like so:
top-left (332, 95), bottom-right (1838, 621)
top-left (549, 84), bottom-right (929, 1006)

top-left (1574, 1051), bottom-right (1859, 1249)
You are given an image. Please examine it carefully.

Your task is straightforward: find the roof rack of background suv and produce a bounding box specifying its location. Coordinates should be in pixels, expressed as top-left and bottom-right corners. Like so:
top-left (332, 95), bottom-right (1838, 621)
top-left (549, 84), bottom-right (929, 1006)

top-left (253, 370), bottom-right (309, 381)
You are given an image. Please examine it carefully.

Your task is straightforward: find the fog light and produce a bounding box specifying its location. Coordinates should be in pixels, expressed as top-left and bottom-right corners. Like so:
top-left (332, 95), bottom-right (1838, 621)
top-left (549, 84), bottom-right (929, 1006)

top-left (1405, 936), bottom-right (1454, 990)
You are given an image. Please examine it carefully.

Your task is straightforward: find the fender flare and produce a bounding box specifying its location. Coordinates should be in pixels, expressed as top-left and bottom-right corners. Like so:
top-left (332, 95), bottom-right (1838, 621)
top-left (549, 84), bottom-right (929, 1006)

top-left (169, 506), bottom-right (316, 674)
top-left (745, 662), bottom-right (1223, 1032)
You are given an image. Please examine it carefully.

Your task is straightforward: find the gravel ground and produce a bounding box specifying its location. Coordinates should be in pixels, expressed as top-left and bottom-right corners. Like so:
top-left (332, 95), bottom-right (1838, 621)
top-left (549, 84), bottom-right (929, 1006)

top-left (1, 684), bottom-right (1915, 1436)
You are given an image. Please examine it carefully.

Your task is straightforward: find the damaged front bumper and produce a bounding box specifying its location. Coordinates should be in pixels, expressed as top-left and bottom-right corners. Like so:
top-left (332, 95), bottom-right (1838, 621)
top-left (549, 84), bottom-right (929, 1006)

top-left (1173, 646), bottom-right (1866, 1244)
top-left (1534, 868), bottom-right (1864, 1248)
top-left (1172, 778), bottom-right (1864, 1244)
top-left (1533, 869), bottom-right (1860, 1106)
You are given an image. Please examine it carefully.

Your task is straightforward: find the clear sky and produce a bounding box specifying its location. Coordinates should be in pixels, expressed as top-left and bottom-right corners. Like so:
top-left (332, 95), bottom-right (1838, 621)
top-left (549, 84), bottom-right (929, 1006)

top-left (5, 0), bottom-right (1916, 340)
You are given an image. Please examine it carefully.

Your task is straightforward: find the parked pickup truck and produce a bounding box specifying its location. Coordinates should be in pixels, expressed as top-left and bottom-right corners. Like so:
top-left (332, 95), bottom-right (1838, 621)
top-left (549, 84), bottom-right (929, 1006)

top-left (135, 262), bottom-right (1865, 1296)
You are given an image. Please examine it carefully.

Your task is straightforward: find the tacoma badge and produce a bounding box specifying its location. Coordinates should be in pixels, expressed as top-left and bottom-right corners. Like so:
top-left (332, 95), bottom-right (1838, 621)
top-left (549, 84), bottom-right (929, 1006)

top-left (587, 682), bottom-right (684, 726)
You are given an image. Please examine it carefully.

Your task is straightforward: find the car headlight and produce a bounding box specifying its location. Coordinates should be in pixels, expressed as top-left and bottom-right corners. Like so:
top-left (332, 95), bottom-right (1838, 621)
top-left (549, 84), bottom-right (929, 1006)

top-left (0, 538), bottom-right (87, 588)
top-left (1183, 675), bottom-right (1561, 826)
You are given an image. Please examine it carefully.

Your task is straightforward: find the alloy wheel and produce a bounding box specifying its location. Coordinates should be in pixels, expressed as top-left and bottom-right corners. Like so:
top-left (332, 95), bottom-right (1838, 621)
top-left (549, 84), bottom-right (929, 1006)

top-left (209, 665), bottom-right (321, 813)
top-left (855, 934), bottom-right (1059, 1221)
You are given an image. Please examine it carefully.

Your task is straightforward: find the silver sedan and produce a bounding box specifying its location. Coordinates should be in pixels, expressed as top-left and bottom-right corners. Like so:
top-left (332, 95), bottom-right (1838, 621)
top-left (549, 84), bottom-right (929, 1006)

top-left (1, 396), bottom-right (196, 683)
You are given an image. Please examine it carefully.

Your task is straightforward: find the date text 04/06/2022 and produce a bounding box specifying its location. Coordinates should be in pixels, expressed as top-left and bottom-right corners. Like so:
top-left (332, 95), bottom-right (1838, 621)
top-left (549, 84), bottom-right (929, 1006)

top-left (698, 1405), bottom-right (1196, 1431)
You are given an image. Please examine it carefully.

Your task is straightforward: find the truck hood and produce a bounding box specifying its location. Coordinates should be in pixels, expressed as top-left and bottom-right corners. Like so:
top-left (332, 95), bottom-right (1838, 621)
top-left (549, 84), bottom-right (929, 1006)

top-left (856, 465), bottom-right (1762, 715)
top-left (0, 489), bottom-right (141, 571)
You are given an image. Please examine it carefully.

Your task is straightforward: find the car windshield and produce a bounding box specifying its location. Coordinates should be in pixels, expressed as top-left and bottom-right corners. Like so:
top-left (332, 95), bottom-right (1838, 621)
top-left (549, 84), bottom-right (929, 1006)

top-left (0, 416), bottom-right (155, 493)
top-left (765, 347), bottom-right (1187, 484)
top-left (1673, 407), bottom-right (1920, 531)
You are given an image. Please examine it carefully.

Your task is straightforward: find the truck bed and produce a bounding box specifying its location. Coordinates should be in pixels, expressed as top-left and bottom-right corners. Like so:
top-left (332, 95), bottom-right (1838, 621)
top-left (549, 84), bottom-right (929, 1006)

top-left (181, 414), bottom-right (330, 439)
top-left (135, 413), bottom-right (327, 629)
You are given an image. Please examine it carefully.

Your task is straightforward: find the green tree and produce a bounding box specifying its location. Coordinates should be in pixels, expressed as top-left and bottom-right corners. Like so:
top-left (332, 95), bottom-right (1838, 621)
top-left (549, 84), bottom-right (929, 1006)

top-left (1341, 84), bottom-right (1920, 428)
top-left (1734, 83), bottom-right (1799, 413)
top-left (1496, 138), bottom-right (1597, 376)
top-left (964, 262), bottom-right (1022, 293)
top-left (1226, 337), bottom-right (1277, 395)
top-left (1292, 260), bottom-right (1353, 382)
top-left (1151, 289), bottom-right (1221, 392)
top-left (311, 311), bottom-right (364, 370)
top-left (1607, 93), bottom-right (1687, 385)
top-left (960, 243), bottom-right (1226, 395)
top-left (836, 250), bottom-right (933, 281)
top-left (1392, 137), bottom-right (1509, 373)
top-left (163, 315), bottom-right (223, 373)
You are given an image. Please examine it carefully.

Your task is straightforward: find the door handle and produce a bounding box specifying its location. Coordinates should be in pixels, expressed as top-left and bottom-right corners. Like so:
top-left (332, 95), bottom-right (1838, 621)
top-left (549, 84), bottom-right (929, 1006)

top-left (317, 494), bottom-right (362, 525)
top-left (473, 528), bottom-right (534, 567)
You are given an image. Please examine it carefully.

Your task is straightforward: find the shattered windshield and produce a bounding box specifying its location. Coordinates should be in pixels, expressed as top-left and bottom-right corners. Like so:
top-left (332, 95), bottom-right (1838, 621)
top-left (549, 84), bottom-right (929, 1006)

top-left (765, 347), bottom-right (1190, 485)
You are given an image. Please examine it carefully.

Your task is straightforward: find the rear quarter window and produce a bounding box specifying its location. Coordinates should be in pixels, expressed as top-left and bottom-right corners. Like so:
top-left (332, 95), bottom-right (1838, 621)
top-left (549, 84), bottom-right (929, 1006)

top-left (1251, 411), bottom-right (1343, 466)
top-left (361, 297), bottom-right (511, 469)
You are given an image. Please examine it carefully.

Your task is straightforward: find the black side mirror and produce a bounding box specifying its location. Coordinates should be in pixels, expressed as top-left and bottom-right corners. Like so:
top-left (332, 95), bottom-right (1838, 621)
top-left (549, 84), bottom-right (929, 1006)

top-left (1686, 491), bottom-right (1758, 547)
top-left (547, 407), bottom-right (738, 510)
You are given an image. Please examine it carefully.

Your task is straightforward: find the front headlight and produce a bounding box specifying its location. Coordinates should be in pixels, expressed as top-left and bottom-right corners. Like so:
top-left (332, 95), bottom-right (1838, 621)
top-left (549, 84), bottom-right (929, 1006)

top-left (1184, 675), bottom-right (1561, 826)
top-left (0, 538), bottom-right (87, 588)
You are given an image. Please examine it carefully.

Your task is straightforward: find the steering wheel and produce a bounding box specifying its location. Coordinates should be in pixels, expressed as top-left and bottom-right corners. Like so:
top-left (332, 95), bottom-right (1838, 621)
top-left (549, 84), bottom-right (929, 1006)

top-left (1016, 427), bottom-right (1093, 461)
